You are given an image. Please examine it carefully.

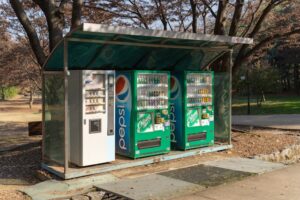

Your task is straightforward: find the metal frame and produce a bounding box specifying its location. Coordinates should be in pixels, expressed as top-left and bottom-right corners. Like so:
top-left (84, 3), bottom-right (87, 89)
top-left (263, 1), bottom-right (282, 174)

top-left (229, 49), bottom-right (233, 145)
top-left (42, 72), bottom-right (45, 162)
top-left (64, 39), bottom-right (69, 174)
top-left (67, 37), bottom-right (230, 52)
top-left (42, 70), bottom-right (64, 163)
top-left (42, 24), bottom-right (243, 179)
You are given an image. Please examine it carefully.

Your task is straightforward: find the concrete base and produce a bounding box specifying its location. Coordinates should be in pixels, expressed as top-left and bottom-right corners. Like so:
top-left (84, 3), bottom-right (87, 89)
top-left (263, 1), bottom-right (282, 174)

top-left (42, 144), bottom-right (232, 179)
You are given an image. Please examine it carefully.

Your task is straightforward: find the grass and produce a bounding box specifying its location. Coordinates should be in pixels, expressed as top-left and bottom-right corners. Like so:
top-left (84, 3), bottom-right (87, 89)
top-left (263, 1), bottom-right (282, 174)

top-left (232, 95), bottom-right (300, 115)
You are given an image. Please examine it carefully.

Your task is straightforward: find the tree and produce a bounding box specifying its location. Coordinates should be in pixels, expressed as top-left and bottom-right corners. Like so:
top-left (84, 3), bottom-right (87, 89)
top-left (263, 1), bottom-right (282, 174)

top-left (2, 0), bottom-right (300, 74)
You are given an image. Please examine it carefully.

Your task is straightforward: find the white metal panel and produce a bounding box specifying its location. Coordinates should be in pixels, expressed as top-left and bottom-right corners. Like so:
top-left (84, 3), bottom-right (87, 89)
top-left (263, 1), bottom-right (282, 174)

top-left (69, 70), bottom-right (115, 166)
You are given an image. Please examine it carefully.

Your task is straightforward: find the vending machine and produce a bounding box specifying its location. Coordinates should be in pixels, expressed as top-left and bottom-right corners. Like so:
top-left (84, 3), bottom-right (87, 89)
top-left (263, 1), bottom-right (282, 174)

top-left (170, 71), bottom-right (214, 150)
top-left (68, 70), bottom-right (115, 166)
top-left (115, 70), bottom-right (170, 159)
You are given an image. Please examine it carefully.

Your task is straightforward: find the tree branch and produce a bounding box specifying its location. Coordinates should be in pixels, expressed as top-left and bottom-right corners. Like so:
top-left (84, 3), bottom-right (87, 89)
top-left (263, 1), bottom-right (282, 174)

top-left (128, 0), bottom-right (149, 29)
top-left (154, 0), bottom-right (168, 30)
top-left (201, 0), bottom-right (217, 18)
top-left (249, 0), bottom-right (287, 37)
top-left (9, 0), bottom-right (46, 67)
top-left (233, 28), bottom-right (300, 73)
top-left (240, 0), bottom-right (263, 37)
top-left (246, 29), bottom-right (300, 59)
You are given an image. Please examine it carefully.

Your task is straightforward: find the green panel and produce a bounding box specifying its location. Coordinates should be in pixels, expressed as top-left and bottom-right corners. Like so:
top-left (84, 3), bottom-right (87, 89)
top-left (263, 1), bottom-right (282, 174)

top-left (44, 74), bottom-right (65, 165)
top-left (46, 42), bottom-right (64, 70)
top-left (214, 73), bottom-right (230, 142)
top-left (44, 30), bottom-right (229, 71)
top-left (90, 45), bottom-right (149, 69)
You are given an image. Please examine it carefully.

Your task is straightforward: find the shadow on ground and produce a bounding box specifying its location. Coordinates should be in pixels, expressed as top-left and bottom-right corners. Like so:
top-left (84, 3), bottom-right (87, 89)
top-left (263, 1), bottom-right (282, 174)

top-left (0, 122), bottom-right (27, 137)
top-left (0, 142), bottom-right (41, 185)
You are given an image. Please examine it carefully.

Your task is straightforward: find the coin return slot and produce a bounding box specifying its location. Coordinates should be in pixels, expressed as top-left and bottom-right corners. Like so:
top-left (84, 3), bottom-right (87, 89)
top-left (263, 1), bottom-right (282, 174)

top-left (137, 138), bottom-right (161, 149)
top-left (188, 132), bottom-right (206, 142)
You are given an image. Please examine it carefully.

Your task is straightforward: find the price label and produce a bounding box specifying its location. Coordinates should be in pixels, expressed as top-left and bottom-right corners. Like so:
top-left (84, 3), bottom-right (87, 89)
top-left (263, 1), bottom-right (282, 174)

top-left (201, 119), bottom-right (210, 126)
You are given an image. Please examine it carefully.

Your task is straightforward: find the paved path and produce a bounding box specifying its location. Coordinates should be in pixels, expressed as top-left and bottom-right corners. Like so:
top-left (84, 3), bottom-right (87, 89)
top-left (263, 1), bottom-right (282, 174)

top-left (22, 157), bottom-right (285, 200)
top-left (232, 114), bottom-right (300, 130)
top-left (175, 162), bottom-right (300, 200)
top-left (95, 158), bottom-right (284, 200)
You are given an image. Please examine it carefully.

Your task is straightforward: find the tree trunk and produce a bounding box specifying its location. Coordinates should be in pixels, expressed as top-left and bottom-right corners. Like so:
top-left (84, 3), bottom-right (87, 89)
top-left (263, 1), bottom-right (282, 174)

top-left (190, 0), bottom-right (197, 33)
top-left (294, 64), bottom-right (299, 94)
top-left (71, 0), bottom-right (83, 30)
top-left (29, 90), bottom-right (33, 109)
top-left (1, 87), bottom-right (4, 100)
top-left (214, 0), bottom-right (228, 35)
top-left (286, 68), bottom-right (291, 91)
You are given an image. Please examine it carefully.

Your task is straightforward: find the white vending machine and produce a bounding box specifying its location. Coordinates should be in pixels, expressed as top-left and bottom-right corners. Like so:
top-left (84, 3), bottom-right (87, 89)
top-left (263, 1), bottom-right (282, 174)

top-left (68, 70), bottom-right (115, 166)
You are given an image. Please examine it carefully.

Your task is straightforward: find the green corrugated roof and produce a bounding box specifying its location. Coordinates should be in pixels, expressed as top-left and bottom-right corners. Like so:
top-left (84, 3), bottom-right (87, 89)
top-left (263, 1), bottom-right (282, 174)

top-left (44, 23), bottom-right (253, 71)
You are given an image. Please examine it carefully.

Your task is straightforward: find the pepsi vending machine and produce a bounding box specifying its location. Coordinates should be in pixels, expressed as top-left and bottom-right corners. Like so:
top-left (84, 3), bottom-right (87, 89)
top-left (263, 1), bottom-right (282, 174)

top-left (115, 70), bottom-right (170, 158)
top-left (170, 71), bottom-right (214, 150)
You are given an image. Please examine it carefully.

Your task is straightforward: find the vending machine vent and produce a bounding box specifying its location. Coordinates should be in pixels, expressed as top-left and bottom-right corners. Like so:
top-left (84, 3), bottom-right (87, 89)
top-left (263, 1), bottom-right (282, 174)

top-left (188, 132), bottom-right (206, 142)
top-left (137, 138), bottom-right (161, 149)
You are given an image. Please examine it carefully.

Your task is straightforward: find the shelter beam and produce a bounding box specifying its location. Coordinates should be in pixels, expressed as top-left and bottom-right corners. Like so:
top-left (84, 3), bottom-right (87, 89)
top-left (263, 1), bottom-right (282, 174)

top-left (67, 37), bottom-right (230, 52)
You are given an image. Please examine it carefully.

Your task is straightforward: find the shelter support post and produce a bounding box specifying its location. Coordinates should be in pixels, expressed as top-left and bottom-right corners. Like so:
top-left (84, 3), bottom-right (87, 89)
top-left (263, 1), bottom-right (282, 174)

top-left (229, 49), bottom-right (233, 145)
top-left (42, 72), bottom-right (45, 162)
top-left (64, 39), bottom-right (69, 174)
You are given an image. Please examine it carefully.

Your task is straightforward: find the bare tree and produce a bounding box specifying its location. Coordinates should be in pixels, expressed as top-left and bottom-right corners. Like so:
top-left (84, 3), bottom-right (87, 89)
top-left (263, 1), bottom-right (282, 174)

top-left (2, 0), bottom-right (300, 74)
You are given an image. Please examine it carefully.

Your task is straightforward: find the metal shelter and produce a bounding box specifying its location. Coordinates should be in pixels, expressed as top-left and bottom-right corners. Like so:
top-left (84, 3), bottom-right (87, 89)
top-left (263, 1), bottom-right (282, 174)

top-left (42, 23), bottom-right (253, 179)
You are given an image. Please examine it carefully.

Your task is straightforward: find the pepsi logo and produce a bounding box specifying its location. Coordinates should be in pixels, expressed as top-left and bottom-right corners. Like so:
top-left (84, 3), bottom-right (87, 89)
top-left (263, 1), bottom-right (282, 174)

top-left (170, 76), bottom-right (180, 100)
top-left (85, 79), bottom-right (92, 84)
top-left (116, 75), bottom-right (130, 102)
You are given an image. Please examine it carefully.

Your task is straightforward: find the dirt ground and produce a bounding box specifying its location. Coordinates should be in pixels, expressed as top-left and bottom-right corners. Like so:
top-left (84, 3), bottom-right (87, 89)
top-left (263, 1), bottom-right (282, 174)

top-left (0, 97), bottom-right (300, 200)
top-left (231, 128), bottom-right (300, 157)
top-left (0, 96), bottom-right (41, 200)
top-left (0, 95), bottom-right (41, 123)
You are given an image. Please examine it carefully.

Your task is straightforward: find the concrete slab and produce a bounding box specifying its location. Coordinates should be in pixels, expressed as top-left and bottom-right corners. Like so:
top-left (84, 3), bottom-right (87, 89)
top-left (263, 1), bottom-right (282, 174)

top-left (204, 157), bottom-right (285, 174)
top-left (232, 114), bottom-right (300, 130)
top-left (21, 174), bottom-right (118, 200)
top-left (173, 163), bottom-right (300, 200)
top-left (21, 180), bottom-right (69, 200)
top-left (96, 174), bottom-right (204, 200)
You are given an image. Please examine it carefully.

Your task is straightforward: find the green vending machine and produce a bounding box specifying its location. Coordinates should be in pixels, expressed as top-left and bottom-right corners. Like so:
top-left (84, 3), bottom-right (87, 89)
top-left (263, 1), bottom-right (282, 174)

top-left (170, 71), bottom-right (214, 150)
top-left (115, 70), bottom-right (170, 158)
